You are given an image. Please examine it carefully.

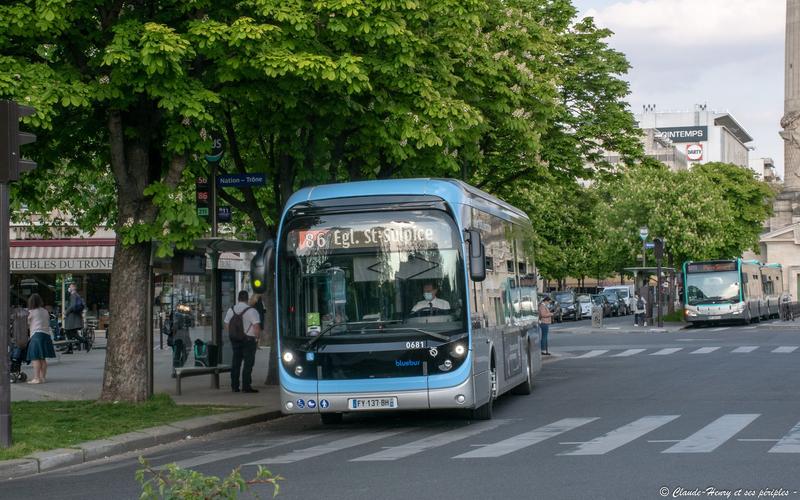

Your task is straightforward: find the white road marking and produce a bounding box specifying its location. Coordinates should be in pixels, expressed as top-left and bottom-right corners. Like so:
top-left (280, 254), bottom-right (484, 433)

top-left (453, 418), bottom-right (598, 459)
top-left (561, 416), bottom-right (680, 456)
top-left (769, 422), bottom-right (800, 453)
top-left (245, 429), bottom-right (412, 464)
top-left (650, 348), bottom-right (682, 356)
top-left (612, 349), bottom-right (646, 357)
top-left (739, 438), bottom-right (779, 442)
top-left (647, 440), bottom-right (681, 443)
top-left (662, 414), bottom-right (760, 454)
top-left (732, 346), bottom-right (759, 353)
top-left (711, 327), bottom-right (728, 332)
top-left (572, 350), bottom-right (609, 359)
top-left (690, 347), bottom-right (720, 354)
top-left (772, 346), bottom-right (798, 353)
top-left (350, 420), bottom-right (510, 461)
top-left (159, 434), bottom-right (320, 470)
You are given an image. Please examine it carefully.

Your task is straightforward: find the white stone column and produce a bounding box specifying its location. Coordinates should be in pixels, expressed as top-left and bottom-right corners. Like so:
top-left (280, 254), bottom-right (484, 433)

top-left (783, 0), bottom-right (800, 190)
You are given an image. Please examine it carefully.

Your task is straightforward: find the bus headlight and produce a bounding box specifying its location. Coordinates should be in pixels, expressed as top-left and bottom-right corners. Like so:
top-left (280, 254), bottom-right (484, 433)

top-left (452, 344), bottom-right (467, 358)
top-left (282, 351), bottom-right (295, 364)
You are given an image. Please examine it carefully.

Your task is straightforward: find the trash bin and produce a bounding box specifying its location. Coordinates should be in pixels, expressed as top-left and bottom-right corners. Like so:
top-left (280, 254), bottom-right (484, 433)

top-left (592, 306), bottom-right (604, 328)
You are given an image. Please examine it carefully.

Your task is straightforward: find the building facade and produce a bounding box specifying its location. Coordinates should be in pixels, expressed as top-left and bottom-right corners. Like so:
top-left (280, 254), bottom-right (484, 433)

top-left (635, 105), bottom-right (754, 169)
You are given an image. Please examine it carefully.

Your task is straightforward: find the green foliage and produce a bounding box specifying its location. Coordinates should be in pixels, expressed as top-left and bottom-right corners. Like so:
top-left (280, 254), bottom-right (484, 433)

top-left (0, 0), bottom-right (647, 396)
top-left (136, 457), bottom-right (283, 499)
top-left (691, 162), bottom-right (775, 253)
top-left (594, 161), bottom-right (775, 271)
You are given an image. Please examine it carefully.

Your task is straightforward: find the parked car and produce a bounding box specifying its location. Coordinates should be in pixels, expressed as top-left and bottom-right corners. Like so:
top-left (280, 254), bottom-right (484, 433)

top-left (543, 293), bottom-right (563, 323)
top-left (554, 291), bottom-right (579, 321)
top-left (601, 290), bottom-right (627, 316)
top-left (602, 285), bottom-right (635, 313)
top-left (577, 294), bottom-right (593, 319)
top-left (591, 294), bottom-right (613, 317)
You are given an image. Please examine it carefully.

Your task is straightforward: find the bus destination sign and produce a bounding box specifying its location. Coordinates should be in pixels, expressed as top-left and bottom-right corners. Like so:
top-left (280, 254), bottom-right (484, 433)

top-left (292, 224), bottom-right (449, 253)
top-left (686, 262), bottom-right (737, 273)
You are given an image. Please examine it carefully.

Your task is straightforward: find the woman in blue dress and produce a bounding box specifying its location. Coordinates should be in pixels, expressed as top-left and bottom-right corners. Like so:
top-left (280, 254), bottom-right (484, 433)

top-left (26, 293), bottom-right (56, 384)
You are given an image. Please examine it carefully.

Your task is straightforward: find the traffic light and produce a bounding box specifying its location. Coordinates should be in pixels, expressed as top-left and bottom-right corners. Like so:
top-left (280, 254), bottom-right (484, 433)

top-left (653, 237), bottom-right (665, 260)
top-left (250, 239), bottom-right (274, 293)
top-left (0, 100), bottom-right (37, 183)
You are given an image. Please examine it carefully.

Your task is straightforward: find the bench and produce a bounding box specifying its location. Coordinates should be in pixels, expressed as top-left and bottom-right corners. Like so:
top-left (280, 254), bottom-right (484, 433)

top-left (174, 364), bottom-right (231, 395)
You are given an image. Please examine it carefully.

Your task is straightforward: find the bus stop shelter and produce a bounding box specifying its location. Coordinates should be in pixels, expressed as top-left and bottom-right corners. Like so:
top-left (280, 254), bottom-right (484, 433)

top-left (146, 238), bottom-right (262, 397)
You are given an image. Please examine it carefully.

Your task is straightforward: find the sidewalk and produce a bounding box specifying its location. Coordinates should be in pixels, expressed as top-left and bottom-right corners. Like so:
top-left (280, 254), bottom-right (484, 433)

top-left (551, 321), bottom-right (688, 335)
top-left (11, 336), bottom-right (280, 407)
top-left (3, 336), bottom-right (285, 480)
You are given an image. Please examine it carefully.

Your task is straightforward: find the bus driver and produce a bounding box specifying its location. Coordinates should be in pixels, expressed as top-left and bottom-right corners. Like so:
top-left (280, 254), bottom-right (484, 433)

top-left (411, 282), bottom-right (451, 315)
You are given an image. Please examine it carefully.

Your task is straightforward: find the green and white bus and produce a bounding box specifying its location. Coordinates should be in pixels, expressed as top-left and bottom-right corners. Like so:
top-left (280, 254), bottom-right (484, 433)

top-left (683, 259), bottom-right (784, 325)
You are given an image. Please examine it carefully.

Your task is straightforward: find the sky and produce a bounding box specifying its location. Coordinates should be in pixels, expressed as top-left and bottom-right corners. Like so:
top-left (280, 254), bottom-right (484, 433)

top-left (572, 0), bottom-right (786, 177)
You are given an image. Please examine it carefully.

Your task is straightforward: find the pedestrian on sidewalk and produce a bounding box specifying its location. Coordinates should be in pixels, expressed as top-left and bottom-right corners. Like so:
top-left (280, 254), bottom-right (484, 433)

top-left (634, 293), bottom-right (647, 327)
top-left (225, 290), bottom-right (262, 393)
top-left (538, 296), bottom-right (553, 355)
top-left (26, 293), bottom-right (56, 384)
top-left (63, 282), bottom-right (85, 354)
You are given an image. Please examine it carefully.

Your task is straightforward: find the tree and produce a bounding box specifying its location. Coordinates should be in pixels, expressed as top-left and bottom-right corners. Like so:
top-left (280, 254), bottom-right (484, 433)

top-left (691, 162), bottom-right (775, 255)
top-left (2, 0), bottom-right (645, 398)
top-left (594, 162), bottom-right (769, 271)
top-left (1, 0), bottom-right (375, 401)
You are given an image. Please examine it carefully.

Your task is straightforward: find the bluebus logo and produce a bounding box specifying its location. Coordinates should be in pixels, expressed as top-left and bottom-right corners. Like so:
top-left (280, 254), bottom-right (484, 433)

top-left (395, 360), bottom-right (421, 367)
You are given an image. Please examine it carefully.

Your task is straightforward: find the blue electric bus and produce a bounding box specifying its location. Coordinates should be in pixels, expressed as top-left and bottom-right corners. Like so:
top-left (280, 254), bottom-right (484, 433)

top-left (683, 259), bottom-right (784, 325)
top-left (251, 179), bottom-right (542, 422)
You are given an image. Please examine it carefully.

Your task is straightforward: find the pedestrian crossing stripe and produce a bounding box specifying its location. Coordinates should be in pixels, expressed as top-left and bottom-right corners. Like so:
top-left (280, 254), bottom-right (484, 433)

top-left (351, 420), bottom-right (510, 462)
top-left (769, 421), bottom-right (800, 453)
top-left (650, 348), bottom-right (682, 356)
top-left (559, 416), bottom-right (680, 456)
top-left (453, 418), bottom-right (599, 458)
top-left (202, 413), bottom-right (800, 468)
top-left (662, 414), bottom-right (760, 454)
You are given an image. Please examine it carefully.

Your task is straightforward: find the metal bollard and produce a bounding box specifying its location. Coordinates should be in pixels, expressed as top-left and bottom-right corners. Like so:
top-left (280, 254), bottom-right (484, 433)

top-left (591, 306), bottom-right (603, 328)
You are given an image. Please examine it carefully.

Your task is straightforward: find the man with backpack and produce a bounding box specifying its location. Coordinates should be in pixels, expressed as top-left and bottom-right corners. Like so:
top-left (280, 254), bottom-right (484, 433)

top-left (63, 282), bottom-right (85, 354)
top-left (224, 290), bottom-right (262, 393)
top-left (634, 293), bottom-right (647, 327)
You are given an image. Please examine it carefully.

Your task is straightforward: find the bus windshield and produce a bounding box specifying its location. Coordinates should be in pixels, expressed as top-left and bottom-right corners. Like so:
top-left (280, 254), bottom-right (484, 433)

top-left (279, 210), bottom-right (467, 342)
top-left (686, 271), bottom-right (741, 305)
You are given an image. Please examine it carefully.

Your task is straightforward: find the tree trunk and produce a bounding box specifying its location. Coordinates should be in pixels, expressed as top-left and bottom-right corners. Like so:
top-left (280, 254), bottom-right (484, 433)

top-left (100, 240), bottom-right (151, 401)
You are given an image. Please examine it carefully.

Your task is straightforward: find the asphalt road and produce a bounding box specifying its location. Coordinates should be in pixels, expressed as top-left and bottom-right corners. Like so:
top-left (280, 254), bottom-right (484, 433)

top-left (5, 316), bottom-right (800, 500)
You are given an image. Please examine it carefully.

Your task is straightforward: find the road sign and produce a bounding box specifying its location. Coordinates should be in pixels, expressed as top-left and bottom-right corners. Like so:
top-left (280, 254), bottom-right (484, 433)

top-left (639, 227), bottom-right (649, 241)
top-left (195, 177), bottom-right (209, 221)
top-left (216, 173), bottom-right (266, 188)
top-left (645, 242), bottom-right (655, 249)
top-left (217, 206), bottom-right (231, 223)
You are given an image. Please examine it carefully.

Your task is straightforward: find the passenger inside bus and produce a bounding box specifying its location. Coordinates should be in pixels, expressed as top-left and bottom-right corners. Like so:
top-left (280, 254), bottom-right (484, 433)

top-left (410, 282), bottom-right (451, 316)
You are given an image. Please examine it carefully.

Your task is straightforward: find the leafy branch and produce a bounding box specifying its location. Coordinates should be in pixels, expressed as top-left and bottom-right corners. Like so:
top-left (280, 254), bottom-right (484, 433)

top-left (136, 457), bottom-right (284, 499)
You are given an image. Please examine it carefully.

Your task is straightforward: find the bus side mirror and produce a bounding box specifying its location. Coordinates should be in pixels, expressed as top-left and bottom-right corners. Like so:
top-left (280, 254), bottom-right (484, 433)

top-left (466, 229), bottom-right (486, 282)
top-left (250, 239), bottom-right (275, 293)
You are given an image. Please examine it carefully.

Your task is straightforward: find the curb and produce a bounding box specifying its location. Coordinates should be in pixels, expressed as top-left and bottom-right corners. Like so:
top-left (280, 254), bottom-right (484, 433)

top-left (0, 407), bottom-right (283, 481)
